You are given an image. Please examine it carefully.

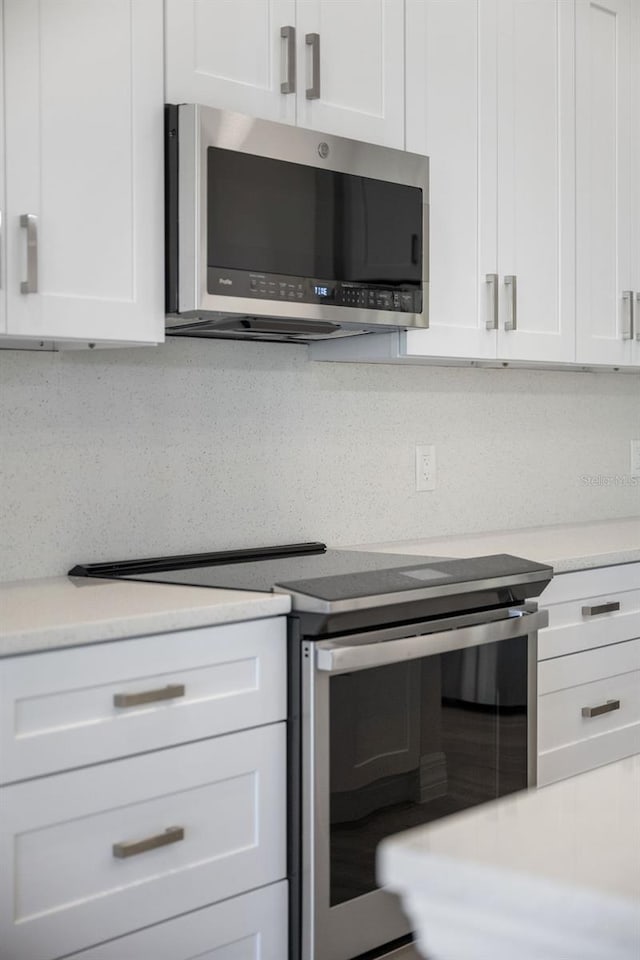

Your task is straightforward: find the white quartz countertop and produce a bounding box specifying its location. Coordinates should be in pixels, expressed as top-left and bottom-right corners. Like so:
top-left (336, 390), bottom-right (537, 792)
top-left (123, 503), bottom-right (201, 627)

top-left (379, 756), bottom-right (640, 960)
top-left (348, 517), bottom-right (640, 573)
top-left (0, 576), bottom-right (290, 657)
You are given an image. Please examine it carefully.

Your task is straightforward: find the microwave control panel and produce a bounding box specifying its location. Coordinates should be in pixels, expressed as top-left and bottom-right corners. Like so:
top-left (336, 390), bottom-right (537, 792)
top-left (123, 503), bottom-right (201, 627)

top-left (207, 267), bottom-right (422, 314)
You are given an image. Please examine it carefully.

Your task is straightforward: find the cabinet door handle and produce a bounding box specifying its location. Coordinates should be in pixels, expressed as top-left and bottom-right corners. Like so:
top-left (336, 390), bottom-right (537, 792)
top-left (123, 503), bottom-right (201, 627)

top-left (504, 275), bottom-right (517, 331)
top-left (20, 214), bottom-right (38, 294)
top-left (581, 601), bottom-right (620, 617)
top-left (280, 25), bottom-right (296, 94)
top-left (113, 826), bottom-right (185, 859)
top-left (306, 33), bottom-right (320, 100)
top-left (622, 290), bottom-right (633, 339)
top-left (636, 293), bottom-right (640, 341)
top-left (581, 699), bottom-right (620, 719)
top-left (485, 273), bottom-right (498, 330)
top-left (113, 683), bottom-right (185, 708)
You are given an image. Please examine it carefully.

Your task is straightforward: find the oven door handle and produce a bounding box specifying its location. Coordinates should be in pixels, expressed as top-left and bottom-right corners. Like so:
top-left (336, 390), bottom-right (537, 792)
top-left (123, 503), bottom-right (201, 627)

top-left (315, 608), bottom-right (548, 675)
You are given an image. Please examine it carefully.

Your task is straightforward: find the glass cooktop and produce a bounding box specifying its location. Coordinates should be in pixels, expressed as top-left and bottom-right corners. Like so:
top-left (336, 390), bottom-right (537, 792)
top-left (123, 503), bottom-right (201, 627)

top-left (70, 543), bottom-right (553, 612)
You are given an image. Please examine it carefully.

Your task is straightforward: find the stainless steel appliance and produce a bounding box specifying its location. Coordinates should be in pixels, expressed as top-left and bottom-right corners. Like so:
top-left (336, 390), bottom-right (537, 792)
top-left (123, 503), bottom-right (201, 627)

top-left (165, 106), bottom-right (429, 342)
top-left (70, 544), bottom-right (552, 960)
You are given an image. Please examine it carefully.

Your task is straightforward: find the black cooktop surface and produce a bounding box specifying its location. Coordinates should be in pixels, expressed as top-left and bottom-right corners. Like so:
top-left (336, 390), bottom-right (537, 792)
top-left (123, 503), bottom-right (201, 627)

top-left (71, 544), bottom-right (552, 605)
top-left (123, 549), bottom-right (452, 596)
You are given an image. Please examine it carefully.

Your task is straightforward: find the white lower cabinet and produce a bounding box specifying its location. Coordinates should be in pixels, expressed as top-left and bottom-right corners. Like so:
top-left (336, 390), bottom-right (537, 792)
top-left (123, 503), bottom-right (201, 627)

top-left (65, 882), bottom-right (288, 960)
top-left (537, 563), bottom-right (640, 786)
top-left (0, 617), bottom-right (289, 960)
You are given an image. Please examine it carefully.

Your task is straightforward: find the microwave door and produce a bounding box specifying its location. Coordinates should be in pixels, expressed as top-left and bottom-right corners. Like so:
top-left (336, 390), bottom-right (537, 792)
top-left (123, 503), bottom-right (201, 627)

top-left (340, 178), bottom-right (423, 285)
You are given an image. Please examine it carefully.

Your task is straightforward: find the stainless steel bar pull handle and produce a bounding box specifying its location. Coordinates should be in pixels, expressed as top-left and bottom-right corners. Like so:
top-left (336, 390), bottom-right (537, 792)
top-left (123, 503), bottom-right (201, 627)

top-left (280, 25), bottom-right (296, 94)
top-left (113, 826), bottom-right (184, 859)
top-left (581, 601), bottom-right (620, 617)
top-left (622, 291), bottom-right (633, 339)
top-left (20, 214), bottom-right (38, 294)
top-left (113, 683), bottom-right (185, 708)
top-left (636, 293), bottom-right (640, 341)
top-left (581, 699), bottom-right (620, 719)
top-left (485, 273), bottom-right (498, 330)
top-left (306, 33), bottom-right (320, 99)
top-left (504, 275), bottom-right (517, 331)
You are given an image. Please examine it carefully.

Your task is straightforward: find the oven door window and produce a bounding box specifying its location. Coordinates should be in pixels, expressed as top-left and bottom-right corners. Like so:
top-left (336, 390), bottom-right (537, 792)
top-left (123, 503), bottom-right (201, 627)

top-left (329, 637), bottom-right (528, 907)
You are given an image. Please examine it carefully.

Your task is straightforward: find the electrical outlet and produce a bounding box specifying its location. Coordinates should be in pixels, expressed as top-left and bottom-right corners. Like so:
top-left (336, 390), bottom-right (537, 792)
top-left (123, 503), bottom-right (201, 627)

top-left (631, 440), bottom-right (640, 478)
top-left (415, 444), bottom-right (436, 491)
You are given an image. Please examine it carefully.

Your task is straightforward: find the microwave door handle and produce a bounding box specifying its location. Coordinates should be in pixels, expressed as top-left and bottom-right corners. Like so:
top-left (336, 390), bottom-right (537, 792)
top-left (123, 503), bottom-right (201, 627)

top-left (315, 608), bottom-right (548, 675)
top-left (411, 233), bottom-right (420, 265)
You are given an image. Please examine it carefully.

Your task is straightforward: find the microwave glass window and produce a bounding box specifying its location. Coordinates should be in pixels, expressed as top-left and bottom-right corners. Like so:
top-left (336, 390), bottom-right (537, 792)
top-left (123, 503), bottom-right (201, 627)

top-left (328, 637), bottom-right (528, 907)
top-left (206, 148), bottom-right (422, 287)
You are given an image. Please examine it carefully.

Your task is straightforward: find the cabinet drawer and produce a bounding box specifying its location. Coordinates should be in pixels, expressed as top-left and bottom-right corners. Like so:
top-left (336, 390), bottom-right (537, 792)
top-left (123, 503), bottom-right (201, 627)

top-left (0, 724), bottom-right (286, 960)
top-left (0, 617), bottom-right (286, 783)
top-left (539, 589), bottom-right (640, 660)
top-left (540, 564), bottom-right (639, 605)
top-left (65, 881), bottom-right (288, 960)
top-left (538, 639), bottom-right (640, 786)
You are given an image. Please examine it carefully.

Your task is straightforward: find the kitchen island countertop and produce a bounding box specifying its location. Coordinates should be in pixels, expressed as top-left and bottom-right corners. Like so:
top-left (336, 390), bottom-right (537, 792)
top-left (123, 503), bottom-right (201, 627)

top-left (0, 576), bottom-right (290, 657)
top-left (379, 755), bottom-right (640, 960)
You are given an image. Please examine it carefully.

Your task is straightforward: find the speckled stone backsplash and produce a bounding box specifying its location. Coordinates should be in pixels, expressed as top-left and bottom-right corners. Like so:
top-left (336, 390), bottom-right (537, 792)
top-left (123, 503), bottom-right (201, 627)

top-left (0, 339), bottom-right (638, 581)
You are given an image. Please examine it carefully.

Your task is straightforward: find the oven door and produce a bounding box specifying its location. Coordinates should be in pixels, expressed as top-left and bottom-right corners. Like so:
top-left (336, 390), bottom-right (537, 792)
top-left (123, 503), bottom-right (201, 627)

top-left (300, 604), bottom-right (547, 960)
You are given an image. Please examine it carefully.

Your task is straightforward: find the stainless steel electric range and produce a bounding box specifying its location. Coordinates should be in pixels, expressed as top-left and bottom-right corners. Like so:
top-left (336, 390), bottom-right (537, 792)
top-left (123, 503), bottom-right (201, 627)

top-left (71, 542), bottom-right (553, 960)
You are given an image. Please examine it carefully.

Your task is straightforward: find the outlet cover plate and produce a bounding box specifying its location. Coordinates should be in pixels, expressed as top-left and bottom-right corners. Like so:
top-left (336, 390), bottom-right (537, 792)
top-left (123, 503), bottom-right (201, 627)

top-left (415, 444), bottom-right (436, 491)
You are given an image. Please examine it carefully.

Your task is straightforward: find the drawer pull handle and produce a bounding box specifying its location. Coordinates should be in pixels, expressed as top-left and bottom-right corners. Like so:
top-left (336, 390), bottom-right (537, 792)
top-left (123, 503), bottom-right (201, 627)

top-left (581, 601), bottom-right (620, 617)
top-left (581, 699), bottom-right (620, 719)
top-left (113, 826), bottom-right (185, 859)
top-left (113, 684), bottom-right (185, 708)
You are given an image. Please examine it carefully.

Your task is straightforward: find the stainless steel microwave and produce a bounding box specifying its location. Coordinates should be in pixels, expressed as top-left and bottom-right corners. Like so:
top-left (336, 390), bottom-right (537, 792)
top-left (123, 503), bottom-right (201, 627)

top-left (165, 105), bottom-right (429, 343)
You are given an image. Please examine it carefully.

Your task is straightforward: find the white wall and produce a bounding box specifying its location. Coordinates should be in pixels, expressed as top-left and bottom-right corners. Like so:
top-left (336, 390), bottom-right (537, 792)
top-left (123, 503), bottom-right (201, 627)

top-left (0, 339), bottom-right (638, 581)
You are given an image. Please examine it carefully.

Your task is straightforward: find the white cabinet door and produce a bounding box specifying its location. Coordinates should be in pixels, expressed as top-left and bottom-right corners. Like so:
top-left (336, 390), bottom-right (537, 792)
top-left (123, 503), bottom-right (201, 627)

top-left (576, 0), bottom-right (633, 366)
top-left (404, 0), bottom-right (498, 361)
top-left (3, 0), bottom-right (164, 345)
top-left (404, 0), bottom-right (574, 365)
top-left (295, 0), bottom-right (405, 147)
top-left (496, 0), bottom-right (575, 363)
top-left (165, 0), bottom-right (297, 125)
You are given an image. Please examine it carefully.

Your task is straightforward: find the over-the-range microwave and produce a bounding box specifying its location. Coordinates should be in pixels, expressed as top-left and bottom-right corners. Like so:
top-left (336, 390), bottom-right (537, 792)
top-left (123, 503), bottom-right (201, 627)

top-left (165, 105), bottom-right (429, 342)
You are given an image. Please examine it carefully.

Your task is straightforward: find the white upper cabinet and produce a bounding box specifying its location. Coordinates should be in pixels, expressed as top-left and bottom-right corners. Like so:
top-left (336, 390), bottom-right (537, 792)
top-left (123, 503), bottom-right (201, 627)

top-left (3, 0), bottom-right (164, 346)
top-left (575, 0), bottom-right (634, 366)
top-left (403, 0), bottom-right (575, 365)
top-left (404, 0), bottom-right (498, 360)
top-left (165, 0), bottom-right (297, 125)
top-left (495, 0), bottom-right (575, 363)
top-left (295, 0), bottom-right (405, 147)
top-left (165, 0), bottom-right (405, 147)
